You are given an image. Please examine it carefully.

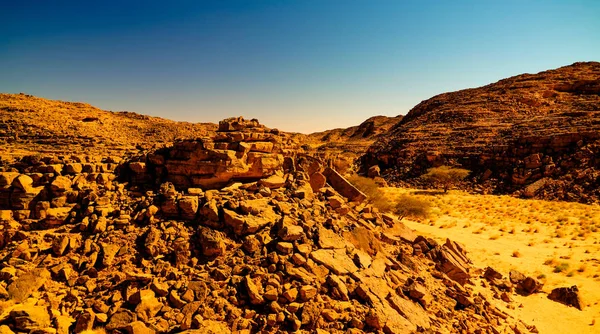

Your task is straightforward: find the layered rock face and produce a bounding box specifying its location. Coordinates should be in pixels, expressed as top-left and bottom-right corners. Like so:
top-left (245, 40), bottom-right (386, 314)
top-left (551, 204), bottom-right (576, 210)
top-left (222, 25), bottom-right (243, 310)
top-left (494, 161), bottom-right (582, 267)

top-left (130, 117), bottom-right (291, 190)
top-left (0, 119), bottom-right (537, 333)
top-left (363, 61), bottom-right (600, 202)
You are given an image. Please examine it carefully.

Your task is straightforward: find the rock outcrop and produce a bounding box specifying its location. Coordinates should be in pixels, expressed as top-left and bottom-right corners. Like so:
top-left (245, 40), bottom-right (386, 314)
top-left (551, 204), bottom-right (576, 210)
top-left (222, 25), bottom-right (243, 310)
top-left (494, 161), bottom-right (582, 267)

top-left (363, 62), bottom-right (600, 202)
top-left (157, 117), bottom-right (288, 189)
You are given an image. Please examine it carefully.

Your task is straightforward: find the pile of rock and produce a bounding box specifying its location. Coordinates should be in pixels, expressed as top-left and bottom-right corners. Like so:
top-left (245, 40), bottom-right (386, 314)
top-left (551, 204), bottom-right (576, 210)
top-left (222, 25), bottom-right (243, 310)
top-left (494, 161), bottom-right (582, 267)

top-left (0, 118), bottom-right (538, 333)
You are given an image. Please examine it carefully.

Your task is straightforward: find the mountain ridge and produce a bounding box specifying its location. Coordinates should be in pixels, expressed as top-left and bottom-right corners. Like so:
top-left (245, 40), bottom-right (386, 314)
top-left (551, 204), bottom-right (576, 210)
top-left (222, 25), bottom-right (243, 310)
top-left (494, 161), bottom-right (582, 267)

top-left (363, 61), bottom-right (600, 202)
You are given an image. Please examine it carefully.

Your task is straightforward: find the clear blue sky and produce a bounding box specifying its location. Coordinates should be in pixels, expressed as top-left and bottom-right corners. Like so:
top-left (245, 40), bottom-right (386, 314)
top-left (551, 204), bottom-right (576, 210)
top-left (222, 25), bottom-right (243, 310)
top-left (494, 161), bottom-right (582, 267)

top-left (1, 1), bottom-right (599, 133)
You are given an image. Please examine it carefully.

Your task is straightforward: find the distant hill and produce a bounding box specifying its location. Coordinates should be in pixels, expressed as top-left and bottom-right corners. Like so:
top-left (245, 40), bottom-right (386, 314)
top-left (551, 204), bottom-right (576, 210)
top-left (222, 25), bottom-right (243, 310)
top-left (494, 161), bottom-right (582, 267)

top-left (0, 93), bottom-right (217, 159)
top-left (307, 115), bottom-right (403, 153)
top-left (302, 115), bottom-right (403, 173)
top-left (363, 61), bottom-right (600, 202)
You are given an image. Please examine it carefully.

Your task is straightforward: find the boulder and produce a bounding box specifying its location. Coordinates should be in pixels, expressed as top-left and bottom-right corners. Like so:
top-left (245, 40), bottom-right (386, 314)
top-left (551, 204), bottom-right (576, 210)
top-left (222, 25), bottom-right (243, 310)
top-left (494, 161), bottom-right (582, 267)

top-left (198, 227), bottom-right (226, 257)
top-left (430, 239), bottom-right (471, 285)
top-left (309, 172), bottom-right (327, 191)
top-left (11, 175), bottom-right (33, 192)
top-left (134, 290), bottom-right (163, 321)
top-left (0, 172), bottom-right (19, 187)
top-left (548, 285), bottom-right (584, 310)
top-left (310, 249), bottom-right (359, 275)
top-left (367, 165), bottom-right (381, 178)
top-left (259, 174), bottom-right (286, 189)
top-left (50, 176), bottom-right (72, 193)
top-left (74, 309), bottom-right (95, 333)
top-left (162, 117), bottom-right (287, 189)
top-left (245, 276), bottom-right (264, 305)
top-left (178, 196), bottom-right (199, 220)
top-left (126, 321), bottom-right (156, 334)
top-left (278, 218), bottom-right (305, 241)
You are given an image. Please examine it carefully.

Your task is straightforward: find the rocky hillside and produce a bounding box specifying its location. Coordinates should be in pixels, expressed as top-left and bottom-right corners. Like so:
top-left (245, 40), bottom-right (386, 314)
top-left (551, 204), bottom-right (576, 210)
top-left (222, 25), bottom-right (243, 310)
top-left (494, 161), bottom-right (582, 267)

top-left (363, 61), bottom-right (600, 202)
top-left (308, 115), bottom-right (402, 154)
top-left (0, 117), bottom-right (543, 333)
top-left (304, 116), bottom-right (402, 174)
top-left (0, 93), bottom-right (217, 159)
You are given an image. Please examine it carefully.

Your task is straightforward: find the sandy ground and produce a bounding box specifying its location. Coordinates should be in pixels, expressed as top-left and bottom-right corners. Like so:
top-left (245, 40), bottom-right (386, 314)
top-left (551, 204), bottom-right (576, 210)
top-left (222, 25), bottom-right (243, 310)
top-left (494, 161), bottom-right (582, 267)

top-left (384, 188), bottom-right (600, 334)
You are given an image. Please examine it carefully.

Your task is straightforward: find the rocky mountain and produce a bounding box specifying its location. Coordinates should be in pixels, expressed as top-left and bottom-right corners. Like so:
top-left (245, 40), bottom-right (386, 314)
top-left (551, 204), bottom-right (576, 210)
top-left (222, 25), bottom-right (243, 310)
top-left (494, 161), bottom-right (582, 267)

top-left (0, 93), bottom-right (218, 159)
top-left (0, 117), bottom-right (541, 333)
top-left (363, 61), bottom-right (600, 202)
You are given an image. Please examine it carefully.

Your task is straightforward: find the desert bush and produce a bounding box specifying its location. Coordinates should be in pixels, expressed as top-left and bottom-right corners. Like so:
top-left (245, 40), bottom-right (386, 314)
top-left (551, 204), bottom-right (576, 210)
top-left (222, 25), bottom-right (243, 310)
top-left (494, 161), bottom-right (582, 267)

top-left (420, 165), bottom-right (470, 193)
top-left (553, 262), bottom-right (570, 273)
top-left (349, 175), bottom-right (431, 219)
top-left (393, 194), bottom-right (431, 220)
top-left (348, 175), bottom-right (393, 212)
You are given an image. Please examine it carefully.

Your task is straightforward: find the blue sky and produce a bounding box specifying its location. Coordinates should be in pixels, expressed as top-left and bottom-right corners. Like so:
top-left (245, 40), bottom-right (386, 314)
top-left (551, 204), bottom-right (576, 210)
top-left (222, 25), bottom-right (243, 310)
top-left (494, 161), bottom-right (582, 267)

top-left (1, 1), bottom-right (599, 133)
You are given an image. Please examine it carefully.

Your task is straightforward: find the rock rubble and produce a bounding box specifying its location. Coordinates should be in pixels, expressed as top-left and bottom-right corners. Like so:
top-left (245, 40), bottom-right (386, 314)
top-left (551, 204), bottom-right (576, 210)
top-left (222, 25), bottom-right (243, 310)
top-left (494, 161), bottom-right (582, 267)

top-left (0, 117), bottom-right (538, 333)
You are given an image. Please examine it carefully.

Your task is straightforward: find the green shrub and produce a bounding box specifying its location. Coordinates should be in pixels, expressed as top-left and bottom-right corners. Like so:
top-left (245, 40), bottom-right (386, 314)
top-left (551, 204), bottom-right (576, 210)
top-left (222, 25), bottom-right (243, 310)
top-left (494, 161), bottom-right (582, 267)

top-left (421, 166), bottom-right (470, 192)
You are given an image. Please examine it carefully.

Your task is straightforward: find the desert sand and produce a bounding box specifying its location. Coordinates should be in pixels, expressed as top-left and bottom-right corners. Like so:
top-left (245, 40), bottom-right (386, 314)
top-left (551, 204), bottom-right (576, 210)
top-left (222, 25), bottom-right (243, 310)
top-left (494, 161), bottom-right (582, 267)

top-left (384, 188), bottom-right (600, 334)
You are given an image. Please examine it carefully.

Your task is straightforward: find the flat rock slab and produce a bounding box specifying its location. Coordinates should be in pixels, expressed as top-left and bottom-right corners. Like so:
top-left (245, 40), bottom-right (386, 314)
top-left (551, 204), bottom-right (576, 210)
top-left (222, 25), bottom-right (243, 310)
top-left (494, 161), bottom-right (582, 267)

top-left (8, 268), bottom-right (51, 303)
top-left (310, 249), bottom-right (358, 275)
top-left (317, 227), bottom-right (346, 249)
top-left (323, 167), bottom-right (367, 202)
top-left (10, 304), bottom-right (51, 331)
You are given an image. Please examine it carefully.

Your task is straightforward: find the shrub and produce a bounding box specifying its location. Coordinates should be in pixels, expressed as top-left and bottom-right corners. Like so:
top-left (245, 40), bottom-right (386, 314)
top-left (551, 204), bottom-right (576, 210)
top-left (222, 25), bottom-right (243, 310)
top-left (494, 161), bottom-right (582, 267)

top-left (348, 175), bottom-right (431, 220)
top-left (348, 175), bottom-right (393, 212)
top-left (553, 262), bottom-right (570, 273)
top-left (393, 194), bottom-right (431, 220)
top-left (420, 166), bottom-right (470, 193)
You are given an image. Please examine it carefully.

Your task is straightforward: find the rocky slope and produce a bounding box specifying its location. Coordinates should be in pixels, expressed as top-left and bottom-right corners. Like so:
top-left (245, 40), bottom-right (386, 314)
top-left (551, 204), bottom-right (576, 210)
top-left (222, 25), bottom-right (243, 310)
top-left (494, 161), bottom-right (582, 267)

top-left (0, 93), bottom-right (218, 159)
top-left (308, 116), bottom-right (402, 154)
top-left (306, 116), bottom-right (403, 174)
top-left (0, 117), bottom-right (541, 333)
top-left (363, 61), bottom-right (600, 202)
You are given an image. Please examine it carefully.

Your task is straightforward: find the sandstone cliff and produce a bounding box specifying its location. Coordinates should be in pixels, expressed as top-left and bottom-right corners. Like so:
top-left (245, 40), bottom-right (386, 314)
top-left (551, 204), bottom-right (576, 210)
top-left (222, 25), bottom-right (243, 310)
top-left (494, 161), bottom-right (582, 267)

top-left (363, 61), bottom-right (600, 202)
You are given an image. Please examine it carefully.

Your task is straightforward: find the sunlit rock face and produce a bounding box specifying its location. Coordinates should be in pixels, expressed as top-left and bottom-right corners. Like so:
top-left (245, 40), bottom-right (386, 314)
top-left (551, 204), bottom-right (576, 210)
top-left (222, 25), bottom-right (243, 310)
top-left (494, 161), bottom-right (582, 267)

top-left (161, 117), bottom-right (286, 189)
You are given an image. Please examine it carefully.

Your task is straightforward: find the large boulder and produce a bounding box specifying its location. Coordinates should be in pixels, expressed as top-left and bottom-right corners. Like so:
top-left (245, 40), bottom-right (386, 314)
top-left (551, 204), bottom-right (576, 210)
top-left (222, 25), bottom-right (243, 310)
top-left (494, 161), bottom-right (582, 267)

top-left (548, 285), bottom-right (584, 310)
